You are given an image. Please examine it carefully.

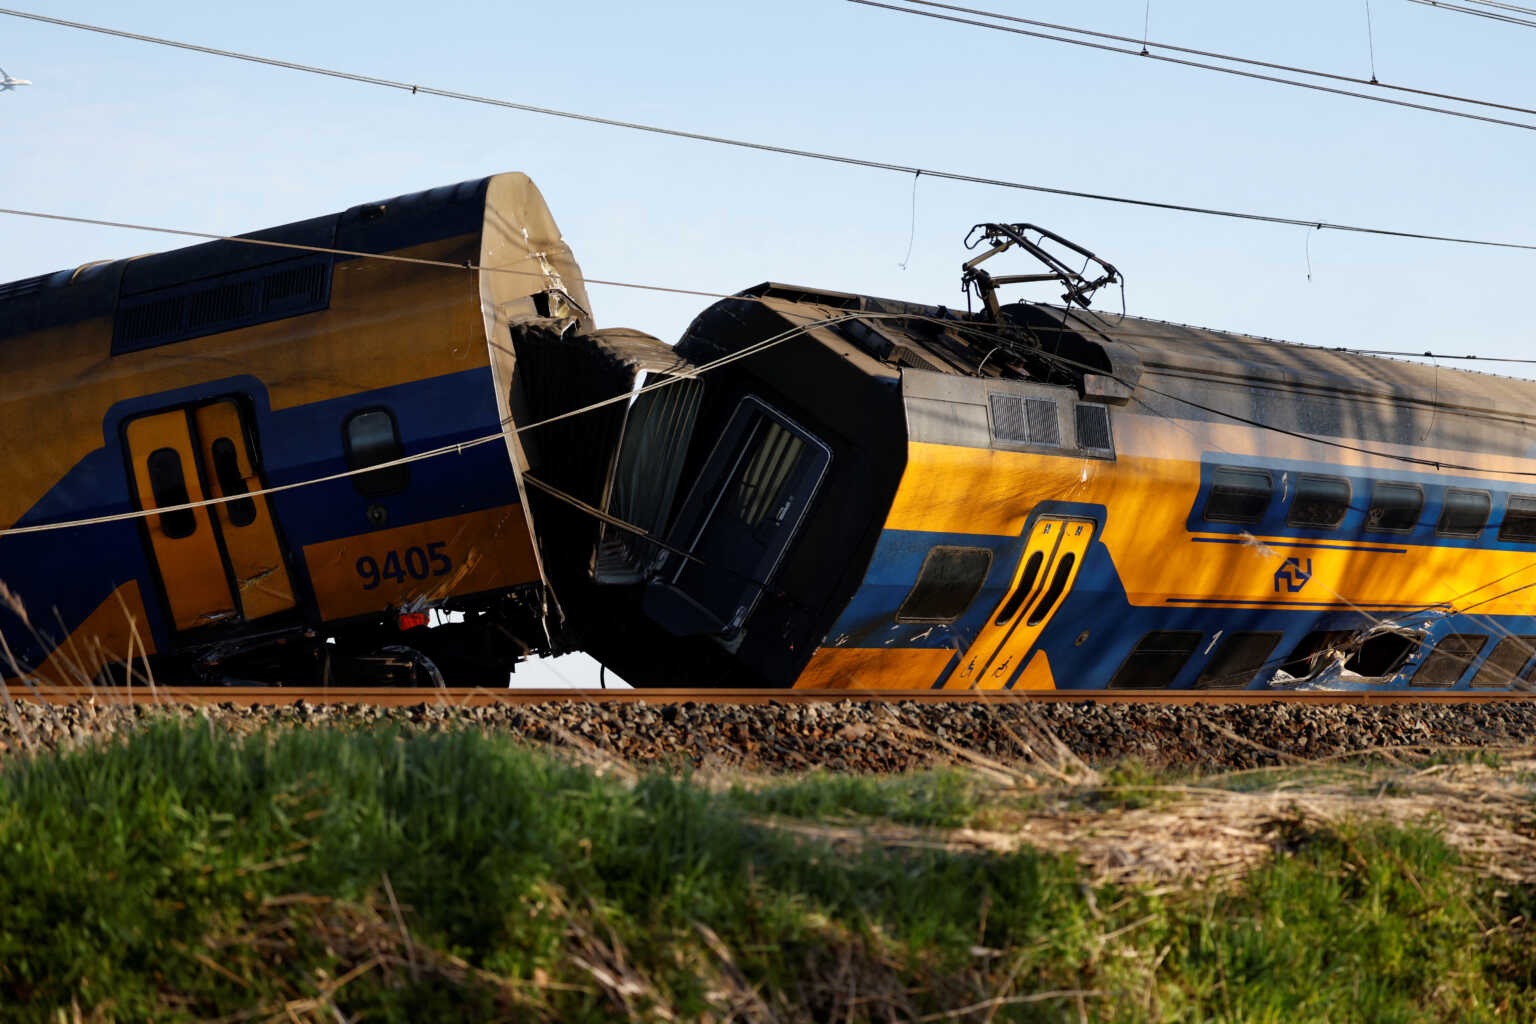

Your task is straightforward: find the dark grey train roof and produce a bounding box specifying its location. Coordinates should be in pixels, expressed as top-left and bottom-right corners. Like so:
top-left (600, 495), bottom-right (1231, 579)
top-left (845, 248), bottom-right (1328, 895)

top-left (1061, 305), bottom-right (1536, 419)
top-left (726, 282), bottom-right (1536, 423)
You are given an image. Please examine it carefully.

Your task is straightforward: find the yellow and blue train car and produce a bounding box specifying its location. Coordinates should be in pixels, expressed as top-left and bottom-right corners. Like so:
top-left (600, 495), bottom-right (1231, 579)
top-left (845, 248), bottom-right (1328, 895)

top-left (0, 173), bottom-right (594, 684)
top-left (576, 282), bottom-right (1536, 692)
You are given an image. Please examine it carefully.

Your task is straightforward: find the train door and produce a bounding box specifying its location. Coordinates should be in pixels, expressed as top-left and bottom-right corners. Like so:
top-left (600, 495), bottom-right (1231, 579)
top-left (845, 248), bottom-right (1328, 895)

top-left (191, 400), bottom-right (296, 620)
top-left (124, 402), bottom-right (294, 633)
top-left (947, 516), bottom-right (1095, 689)
top-left (647, 397), bottom-right (831, 635)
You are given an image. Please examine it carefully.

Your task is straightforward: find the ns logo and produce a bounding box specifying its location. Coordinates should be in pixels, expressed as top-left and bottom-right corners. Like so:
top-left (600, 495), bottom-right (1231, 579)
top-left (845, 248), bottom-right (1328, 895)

top-left (1274, 557), bottom-right (1313, 593)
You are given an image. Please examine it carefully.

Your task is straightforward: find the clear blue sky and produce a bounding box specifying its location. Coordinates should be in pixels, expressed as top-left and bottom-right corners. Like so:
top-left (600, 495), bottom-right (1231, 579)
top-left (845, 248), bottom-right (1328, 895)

top-left (6, 0), bottom-right (1534, 685)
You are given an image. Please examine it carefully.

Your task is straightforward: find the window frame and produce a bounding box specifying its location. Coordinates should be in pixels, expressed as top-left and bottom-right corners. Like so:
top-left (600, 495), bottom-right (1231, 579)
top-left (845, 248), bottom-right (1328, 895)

top-left (343, 407), bottom-right (409, 499)
top-left (1286, 474), bottom-right (1351, 530)
top-left (1195, 631), bottom-right (1284, 689)
top-left (895, 545), bottom-right (995, 625)
top-left (1203, 467), bottom-right (1274, 525)
top-left (1364, 481), bottom-right (1424, 535)
top-left (1436, 488), bottom-right (1491, 538)
top-left (1469, 635), bottom-right (1536, 688)
top-left (1409, 633), bottom-right (1489, 687)
top-left (1499, 494), bottom-right (1536, 544)
top-left (1110, 630), bottom-right (1205, 689)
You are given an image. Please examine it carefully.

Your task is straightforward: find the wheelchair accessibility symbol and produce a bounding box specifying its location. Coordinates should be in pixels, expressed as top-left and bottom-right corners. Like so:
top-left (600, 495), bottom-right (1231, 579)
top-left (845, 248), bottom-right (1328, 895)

top-left (1274, 557), bottom-right (1313, 593)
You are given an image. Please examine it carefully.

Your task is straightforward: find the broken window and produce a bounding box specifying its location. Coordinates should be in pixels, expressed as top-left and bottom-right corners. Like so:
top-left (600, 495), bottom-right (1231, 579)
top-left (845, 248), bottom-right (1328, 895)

top-left (1277, 630), bottom-right (1352, 679)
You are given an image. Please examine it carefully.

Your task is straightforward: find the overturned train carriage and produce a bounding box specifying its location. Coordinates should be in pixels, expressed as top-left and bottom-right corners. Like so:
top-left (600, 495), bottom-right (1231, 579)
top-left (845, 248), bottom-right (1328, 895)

top-left (549, 282), bottom-right (1536, 691)
top-left (0, 173), bottom-right (612, 684)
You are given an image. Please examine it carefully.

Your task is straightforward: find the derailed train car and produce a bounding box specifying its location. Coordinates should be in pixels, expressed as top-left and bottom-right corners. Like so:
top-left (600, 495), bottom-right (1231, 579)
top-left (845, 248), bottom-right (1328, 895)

top-left (538, 231), bottom-right (1536, 692)
top-left (0, 173), bottom-right (671, 684)
top-left (8, 174), bottom-right (1536, 691)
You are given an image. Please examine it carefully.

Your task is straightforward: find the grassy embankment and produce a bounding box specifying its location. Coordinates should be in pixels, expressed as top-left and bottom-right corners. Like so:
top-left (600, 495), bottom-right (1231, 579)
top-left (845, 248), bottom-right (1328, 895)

top-left (1, 721), bottom-right (1533, 1022)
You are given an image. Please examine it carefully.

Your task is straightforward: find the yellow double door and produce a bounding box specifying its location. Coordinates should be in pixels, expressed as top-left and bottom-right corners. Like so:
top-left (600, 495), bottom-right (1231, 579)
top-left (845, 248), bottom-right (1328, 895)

top-left (947, 516), bottom-right (1095, 690)
top-left (124, 400), bottom-right (296, 633)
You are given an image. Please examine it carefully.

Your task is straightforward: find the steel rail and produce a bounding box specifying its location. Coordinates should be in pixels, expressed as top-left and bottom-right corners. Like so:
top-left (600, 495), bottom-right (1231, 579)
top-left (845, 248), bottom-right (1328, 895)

top-left (9, 687), bottom-right (1534, 707)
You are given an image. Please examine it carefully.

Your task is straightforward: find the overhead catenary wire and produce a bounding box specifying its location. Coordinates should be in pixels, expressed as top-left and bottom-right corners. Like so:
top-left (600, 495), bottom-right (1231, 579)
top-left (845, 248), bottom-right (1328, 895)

top-left (1405, 0), bottom-right (1536, 29)
top-left (850, 0), bottom-right (1536, 132)
top-left (0, 308), bottom-right (872, 539)
top-left (16, 196), bottom-right (1536, 431)
top-left (889, 0), bottom-right (1536, 121)
top-left (5, 10), bottom-right (1536, 257)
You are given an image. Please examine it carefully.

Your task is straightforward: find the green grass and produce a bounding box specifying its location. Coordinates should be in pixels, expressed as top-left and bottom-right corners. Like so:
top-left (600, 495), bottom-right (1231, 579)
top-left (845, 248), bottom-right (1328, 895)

top-left (0, 722), bottom-right (1532, 1021)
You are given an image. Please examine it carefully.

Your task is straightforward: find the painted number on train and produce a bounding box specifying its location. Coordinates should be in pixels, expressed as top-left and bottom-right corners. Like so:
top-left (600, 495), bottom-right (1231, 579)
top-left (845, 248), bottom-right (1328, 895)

top-left (356, 542), bottom-right (451, 589)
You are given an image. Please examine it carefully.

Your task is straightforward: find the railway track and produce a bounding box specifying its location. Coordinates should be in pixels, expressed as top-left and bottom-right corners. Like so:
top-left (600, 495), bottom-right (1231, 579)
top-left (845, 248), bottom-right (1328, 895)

top-left (10, 686), bottom-right (1536, 706)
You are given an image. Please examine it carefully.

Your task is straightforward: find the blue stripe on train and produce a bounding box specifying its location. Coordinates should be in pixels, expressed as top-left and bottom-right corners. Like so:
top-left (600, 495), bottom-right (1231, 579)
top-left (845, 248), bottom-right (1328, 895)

top-left (0, 364), bottom-right (517, 670)
top-left (818, 507), bottom-right (1535, 690)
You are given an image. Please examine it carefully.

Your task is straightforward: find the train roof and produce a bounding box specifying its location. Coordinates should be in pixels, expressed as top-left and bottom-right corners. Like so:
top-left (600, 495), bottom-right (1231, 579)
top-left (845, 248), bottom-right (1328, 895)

top-left (724, 283), bottom-right (1536, 423)
top-left (0, 176), bottom-right (498, 344)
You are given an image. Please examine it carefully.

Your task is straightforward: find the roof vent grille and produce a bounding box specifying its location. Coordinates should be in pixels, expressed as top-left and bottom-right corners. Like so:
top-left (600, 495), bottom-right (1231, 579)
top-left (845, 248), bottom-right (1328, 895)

top-left (1075, 403), bottom-right (1113, 453)
top-left (113, 255), bottom-right (332, 355)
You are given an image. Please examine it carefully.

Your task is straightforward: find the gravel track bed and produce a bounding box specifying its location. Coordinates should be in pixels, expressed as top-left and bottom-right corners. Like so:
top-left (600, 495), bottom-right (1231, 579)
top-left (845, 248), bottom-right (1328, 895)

top-left (5, 698), bottom-right (1536, 771)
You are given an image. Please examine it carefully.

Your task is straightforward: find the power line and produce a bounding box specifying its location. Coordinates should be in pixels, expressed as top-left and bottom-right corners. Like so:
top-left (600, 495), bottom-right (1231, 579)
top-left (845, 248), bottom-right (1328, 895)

top-left (1406, 0), bottom-right (1536, 28)
top-left (18, 200), bottom-right (1536, 392)
top-left (19, 200), bottom-right (1536, 391)
top-left (4, 10), bottom-right (1536, 258)
top-left (850, 0), bottom-right (1536, 132)
top-left (897, 0), bottom-right (1536, 120)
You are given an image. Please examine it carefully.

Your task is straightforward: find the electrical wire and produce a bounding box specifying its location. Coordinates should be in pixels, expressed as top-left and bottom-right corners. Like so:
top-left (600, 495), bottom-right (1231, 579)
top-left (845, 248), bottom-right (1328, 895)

top-left (5, 9), bottom-right (1536, 256)
top-left (891, 0), bottom-right (1536, 120)
top-left (850, 0), bottom-right (1536, 132)
top-left (11, 198), bottom-right (1536, 422)
top-left (1405, 0), bottom-right (1536, 29)
top-left (0, 308), bottom-right (872, 538)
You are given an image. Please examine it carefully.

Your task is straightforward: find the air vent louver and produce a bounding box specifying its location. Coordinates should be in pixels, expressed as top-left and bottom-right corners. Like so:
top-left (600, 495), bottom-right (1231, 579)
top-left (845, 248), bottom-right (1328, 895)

top-left (1075, 403), bottom-right (1113, 454)
top-left (113, 256), bottom-right (332, 355)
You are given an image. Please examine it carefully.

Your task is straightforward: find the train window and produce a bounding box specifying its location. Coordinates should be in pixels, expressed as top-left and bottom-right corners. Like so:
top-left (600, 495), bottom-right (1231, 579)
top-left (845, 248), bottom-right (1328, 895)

top-left (1203, 468), bottom-right (1272, 524)
top-left (344, 409), bottom-right (409, 498)
top-left (733, 421), bottom-right (806, 528)
top-left (1365, 482), bottom-right (1423, 533)
top-left (1470, 636), bottom-right (1536, 688)
top-left (1195, 632), bottom-right (1282, 689)
top-left (1025, 553), bottom-right (1077, 626)
top-left (1110, 631), bottom-right (1203, 689)
top-left (1286, 475), bottom-right (1350, 529)
top-left (1499, 495), bottom-right (1536, 543)
top-left (146, 448), bottom-right (197, 540)
top-left (1410, 633), bottom-right (1487, 686)
top-left (993, 551), bottom-right (1045, 626)
top-left (1344, 632), bottom-right (1416, 677)
top-left (1278, 630), bottom-right (1351, 679)
top-left (896, 546), bottom-right (993, 623)
top-left (1437, 488), bottom-right (1490, 538)
top-left (209, 438), bottom-right (257, 528)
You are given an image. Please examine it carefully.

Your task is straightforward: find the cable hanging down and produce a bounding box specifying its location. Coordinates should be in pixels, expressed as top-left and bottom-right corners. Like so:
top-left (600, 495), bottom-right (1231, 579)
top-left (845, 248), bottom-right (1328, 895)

top-left (4, 9), bottom-right (1536, 256)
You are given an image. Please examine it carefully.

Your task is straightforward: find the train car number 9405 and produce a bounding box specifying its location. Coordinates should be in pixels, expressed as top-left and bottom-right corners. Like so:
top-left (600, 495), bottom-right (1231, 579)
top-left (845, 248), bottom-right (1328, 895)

top-left (356, 542), bottom-right (451, 589)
